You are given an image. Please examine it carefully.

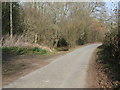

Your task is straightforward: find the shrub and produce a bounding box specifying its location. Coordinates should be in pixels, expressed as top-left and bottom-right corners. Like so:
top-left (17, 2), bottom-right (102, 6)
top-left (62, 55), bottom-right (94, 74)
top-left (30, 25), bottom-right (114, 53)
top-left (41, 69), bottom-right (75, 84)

top-left (99, 29), bottom-right (120, 83)
top-left (33, 47), bottom-right (40, 52)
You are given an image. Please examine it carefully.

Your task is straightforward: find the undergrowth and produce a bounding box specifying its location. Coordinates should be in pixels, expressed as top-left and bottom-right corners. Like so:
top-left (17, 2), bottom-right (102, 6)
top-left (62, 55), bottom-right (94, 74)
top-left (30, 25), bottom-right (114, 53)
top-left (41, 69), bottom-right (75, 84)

top-left (2, 46), bottom-right (47, 55)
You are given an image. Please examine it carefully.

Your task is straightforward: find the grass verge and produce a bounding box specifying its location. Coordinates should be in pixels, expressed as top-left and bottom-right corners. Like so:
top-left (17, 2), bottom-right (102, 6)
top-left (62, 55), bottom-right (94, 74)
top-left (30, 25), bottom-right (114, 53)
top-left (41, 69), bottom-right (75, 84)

top-left (2, 46), bottom-right (47, 55)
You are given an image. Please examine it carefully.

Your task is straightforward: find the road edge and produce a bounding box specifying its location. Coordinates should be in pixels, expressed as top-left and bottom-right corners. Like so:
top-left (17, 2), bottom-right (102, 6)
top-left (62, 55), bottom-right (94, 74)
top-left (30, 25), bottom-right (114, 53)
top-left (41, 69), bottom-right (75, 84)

top-left (85, 49), bottom-right (99, 88)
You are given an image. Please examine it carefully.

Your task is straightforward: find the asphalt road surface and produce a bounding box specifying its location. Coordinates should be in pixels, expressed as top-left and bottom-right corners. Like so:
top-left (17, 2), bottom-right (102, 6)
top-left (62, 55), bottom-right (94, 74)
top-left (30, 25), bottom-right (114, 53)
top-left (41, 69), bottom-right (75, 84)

top-left (4, 44), bottom-right (101, 88)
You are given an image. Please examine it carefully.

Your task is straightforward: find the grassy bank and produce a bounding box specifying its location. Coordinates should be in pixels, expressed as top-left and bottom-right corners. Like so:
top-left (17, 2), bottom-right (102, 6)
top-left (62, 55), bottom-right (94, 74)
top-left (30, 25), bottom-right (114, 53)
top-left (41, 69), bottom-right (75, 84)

top-left (2, 46), bottom-right (48, 55)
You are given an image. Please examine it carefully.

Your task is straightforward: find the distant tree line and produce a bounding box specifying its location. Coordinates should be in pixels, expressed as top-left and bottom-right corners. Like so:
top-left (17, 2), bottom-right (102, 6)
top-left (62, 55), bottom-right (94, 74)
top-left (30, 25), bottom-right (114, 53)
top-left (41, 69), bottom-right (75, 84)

top-left (2, 2), bottom-right (108, 48)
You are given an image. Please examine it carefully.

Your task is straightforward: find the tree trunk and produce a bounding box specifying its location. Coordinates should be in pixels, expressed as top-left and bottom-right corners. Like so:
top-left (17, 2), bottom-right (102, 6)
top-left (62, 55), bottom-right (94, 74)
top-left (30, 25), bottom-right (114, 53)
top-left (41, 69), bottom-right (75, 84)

top-left (10, 2), bottom-right (13, 39)
top-left (34, 34), bottom-right (38, 43)
top-left (54, 39), bottom-right (59, 48)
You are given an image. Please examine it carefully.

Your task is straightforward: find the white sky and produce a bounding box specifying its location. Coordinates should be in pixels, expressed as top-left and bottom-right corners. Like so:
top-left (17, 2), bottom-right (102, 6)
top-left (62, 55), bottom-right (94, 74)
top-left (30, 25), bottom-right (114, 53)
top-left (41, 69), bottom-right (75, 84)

top-left (1, 0), bottom-right (119, 2)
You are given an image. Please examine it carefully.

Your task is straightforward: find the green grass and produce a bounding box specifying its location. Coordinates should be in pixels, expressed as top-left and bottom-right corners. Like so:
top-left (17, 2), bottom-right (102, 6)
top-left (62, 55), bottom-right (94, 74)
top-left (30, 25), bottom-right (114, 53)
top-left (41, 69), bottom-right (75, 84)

top-left (55, 48), bottom-right (62, 51)
top-left (2, 46), bottom-right (47, 55)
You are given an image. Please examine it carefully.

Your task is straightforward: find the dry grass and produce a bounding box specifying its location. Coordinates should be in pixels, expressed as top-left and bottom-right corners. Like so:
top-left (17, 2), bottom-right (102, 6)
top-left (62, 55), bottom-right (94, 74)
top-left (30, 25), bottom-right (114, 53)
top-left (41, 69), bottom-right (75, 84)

top-left (2, 35), bottom-right (54, 52)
